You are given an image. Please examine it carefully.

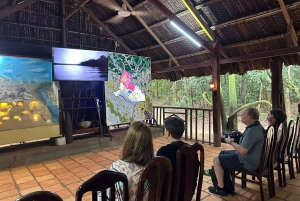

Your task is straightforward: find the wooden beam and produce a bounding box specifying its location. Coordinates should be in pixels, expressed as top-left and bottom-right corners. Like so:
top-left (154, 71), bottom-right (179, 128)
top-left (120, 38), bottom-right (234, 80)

top-left (182, 0), bottom-right (215, 41)
top-left (73, 0), bottom-right (135, 55)
top-left (152, 46), bottom-right (300, 74)
top-left (271, 57), bottom-right (285, 111)
top-left (148, 0), bottom-right (213, 54)
top-left (151, 30), bottom-right (300, 64)
top-left (152, 60), bottom-right (212, 73)
top-left (182, 0), bottom-right (229, 59)
top-left (64, 0), bottom-right (89, 20)
top-left (212, 38), bottom-right (221, 147)
top-left (120, 0), bottom-right (221, 39)
top-left (0, 0), bottom-right (41, 20)
top-left (123, 0), bottom-right (179, 65)
top-left (132, 0), bottom-right (148, 10)
top-left (152, 51), bottom-right (209, 64)
top-left (278, 0), bottom-right (298, 46)
top-left (219, 47), bottom-right (300, 65)
top-left (130, 1), bottom-right (300, 52)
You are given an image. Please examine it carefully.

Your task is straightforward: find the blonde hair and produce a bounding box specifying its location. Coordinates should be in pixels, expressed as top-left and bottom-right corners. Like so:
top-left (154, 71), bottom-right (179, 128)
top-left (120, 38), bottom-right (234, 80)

top-left (121, 121), bottom-right (154, 166)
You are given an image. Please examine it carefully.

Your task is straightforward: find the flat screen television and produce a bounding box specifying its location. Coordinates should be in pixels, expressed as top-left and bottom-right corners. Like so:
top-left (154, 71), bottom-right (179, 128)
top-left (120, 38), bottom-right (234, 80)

top-left (52, 47), bottom-right (108, 81)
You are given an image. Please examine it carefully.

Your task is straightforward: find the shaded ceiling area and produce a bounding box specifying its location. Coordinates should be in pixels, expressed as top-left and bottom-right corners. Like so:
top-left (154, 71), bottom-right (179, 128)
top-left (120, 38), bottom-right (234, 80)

top-left (0, 0), bottom-right (300, 80)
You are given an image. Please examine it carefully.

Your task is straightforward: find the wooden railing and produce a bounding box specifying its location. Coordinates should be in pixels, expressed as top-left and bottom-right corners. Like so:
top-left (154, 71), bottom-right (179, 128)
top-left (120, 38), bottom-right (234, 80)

top-left (152, 106), bottom-right (214, 145)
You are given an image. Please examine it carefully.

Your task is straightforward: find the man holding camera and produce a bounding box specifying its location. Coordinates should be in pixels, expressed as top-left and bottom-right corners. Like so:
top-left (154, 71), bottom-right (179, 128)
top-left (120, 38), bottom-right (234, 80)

top-left (208, 107), bottom-right (264, 196)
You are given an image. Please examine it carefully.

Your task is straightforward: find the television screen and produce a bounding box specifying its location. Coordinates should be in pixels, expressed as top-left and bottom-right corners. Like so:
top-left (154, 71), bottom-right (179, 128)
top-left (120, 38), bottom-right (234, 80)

top-left (52, 47), bottom-right (108, 81)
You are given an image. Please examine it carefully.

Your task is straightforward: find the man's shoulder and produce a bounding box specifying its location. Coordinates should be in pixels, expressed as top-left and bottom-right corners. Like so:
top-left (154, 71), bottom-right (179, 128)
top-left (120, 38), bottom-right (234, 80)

top-left (248, 123), bottom-right (264, 133)
top-left (157, 141), bottom-right (185, 155)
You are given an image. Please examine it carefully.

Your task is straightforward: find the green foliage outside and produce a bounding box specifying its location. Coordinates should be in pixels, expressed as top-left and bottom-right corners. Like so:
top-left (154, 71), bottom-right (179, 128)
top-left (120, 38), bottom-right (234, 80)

top-left (152, 65), bottom-right (300, 120)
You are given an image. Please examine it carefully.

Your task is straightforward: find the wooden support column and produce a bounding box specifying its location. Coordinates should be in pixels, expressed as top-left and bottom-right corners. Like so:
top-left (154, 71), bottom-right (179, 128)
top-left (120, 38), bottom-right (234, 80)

top-left (270, 57), bottom-right (285, 111)
top-left (212, 38), bottom-right (221, 147)
top-left (61, 0), bottom-right (67, 47)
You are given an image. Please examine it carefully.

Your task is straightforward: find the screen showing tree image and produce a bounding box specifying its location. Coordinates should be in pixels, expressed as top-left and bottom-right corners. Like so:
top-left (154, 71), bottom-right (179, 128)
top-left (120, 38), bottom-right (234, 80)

top-left (105, 52), bottom-right (152, 126)
top-left (0, 55), bottom-right (59, 131)
top-left (52, 47), bottom-right (108, 81)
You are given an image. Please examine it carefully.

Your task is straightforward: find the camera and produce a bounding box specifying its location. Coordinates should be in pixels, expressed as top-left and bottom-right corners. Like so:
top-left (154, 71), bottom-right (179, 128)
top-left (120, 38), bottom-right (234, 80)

top-left (222, 130), bottom-right (242, 143)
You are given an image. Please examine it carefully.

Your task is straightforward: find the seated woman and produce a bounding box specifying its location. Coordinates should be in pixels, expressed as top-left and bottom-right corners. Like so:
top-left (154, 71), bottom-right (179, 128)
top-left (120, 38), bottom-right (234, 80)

top-left (109, 121), bottom-right (154, 201)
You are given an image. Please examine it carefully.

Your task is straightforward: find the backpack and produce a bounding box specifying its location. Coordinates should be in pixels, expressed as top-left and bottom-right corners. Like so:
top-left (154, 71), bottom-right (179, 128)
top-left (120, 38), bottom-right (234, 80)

top-left (209, 166), bottom-right (235, 195)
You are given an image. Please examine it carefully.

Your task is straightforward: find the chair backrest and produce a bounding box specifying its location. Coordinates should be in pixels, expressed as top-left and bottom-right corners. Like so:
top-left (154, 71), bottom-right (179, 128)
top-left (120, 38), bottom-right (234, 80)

top-left (292, 117), bottom-right (300, 153)
top-left (273, 123), bottom-right (283, 163)
top-left (75, 170), bottom-right (129, 201)
top-left (286, 120), bottom-right (296, 156)
top-left (280, 120), bottom-right (294, 158)
top-left (136, 156), bottom-right (172, 201)
top-left (260, 126), bottom-right (275, 172)
top-left (16, 191), bottom-right (63, 201)
top-left (173, 142), bottom-right (204, 201)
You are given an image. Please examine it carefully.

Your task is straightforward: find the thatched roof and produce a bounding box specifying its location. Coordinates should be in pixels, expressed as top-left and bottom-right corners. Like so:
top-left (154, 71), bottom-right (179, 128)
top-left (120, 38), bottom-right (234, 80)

top-left (0, 0), bottom-right (300, 80)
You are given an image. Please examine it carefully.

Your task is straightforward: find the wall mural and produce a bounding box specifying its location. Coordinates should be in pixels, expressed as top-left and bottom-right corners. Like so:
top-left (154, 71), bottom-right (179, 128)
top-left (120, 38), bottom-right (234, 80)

top-left (0, 55), bottom-right (59, 131)
top-left (105, 52), bottom-right (152, 126)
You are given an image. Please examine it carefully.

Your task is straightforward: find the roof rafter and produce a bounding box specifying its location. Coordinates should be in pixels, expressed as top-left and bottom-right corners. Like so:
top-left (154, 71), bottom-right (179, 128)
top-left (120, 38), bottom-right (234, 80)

top-left (0, 0), bottom-right (41, 20)
top-left (64, 0), bottom-right (89, 20)
top-left (182, 0), bottom-right (229, 58)
top-left (152, 46), bottom-right (300, 74)
top-left (73, 0), bottom-right (135, 55)
top-left (278, 0), bottom-right (298, 46)
top-left (119, 0), bottom-right (221, 39)
top-left (148, 0), bottom-right (213, 54)
top-left (123, 0), bottom-right (179, 65)
top-left (151, 30), bottom-right (300, 64)
top-left (133, 1), bottom-right (300, 53)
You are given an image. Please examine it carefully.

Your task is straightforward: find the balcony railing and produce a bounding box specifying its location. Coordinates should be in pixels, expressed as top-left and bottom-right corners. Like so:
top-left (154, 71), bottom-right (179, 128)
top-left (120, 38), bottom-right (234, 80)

top-left (152, 106), bottom-right (214, 145)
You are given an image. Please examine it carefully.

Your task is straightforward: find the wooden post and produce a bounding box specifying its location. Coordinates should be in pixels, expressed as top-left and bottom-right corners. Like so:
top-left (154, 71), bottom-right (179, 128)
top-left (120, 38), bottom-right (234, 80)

top-left (61, 0), bottom-right (67, 47)
top-left (270, 57), bottom-right (285, 111)
top-left (212, 38), bottom-right (221, 147)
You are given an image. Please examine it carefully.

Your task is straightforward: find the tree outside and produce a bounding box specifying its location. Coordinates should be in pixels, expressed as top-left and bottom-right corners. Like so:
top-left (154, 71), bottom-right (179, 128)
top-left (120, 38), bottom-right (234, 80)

top-left (151, 65), bottom-right (300, 133)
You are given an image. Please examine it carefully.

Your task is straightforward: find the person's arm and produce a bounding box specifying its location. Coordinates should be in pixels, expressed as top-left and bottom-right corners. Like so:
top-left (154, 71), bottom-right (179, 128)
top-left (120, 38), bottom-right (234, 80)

top-left (225, 137), bottom-right (248, 155)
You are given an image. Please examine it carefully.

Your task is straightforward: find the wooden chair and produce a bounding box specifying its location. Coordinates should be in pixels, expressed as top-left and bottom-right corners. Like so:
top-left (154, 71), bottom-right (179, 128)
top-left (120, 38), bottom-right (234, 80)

top-left (16, 191), bottom-right (63, 201)
top-left (75, 170), bottom-right (129, 201)
top-left (173, 142), bottom-right (204, 201)
top-left (136, 156), bottom-right (172, 201)
top-left (272, 123), bottom-right (284, 189)
top-left (231, 127), bottom-right (275, 201)
top-left (288, 117), bottom-right (300, 179)
top-left (277, 120), bottom-right (294, 187)
top-left (292, 117), bottom-right (300, 173)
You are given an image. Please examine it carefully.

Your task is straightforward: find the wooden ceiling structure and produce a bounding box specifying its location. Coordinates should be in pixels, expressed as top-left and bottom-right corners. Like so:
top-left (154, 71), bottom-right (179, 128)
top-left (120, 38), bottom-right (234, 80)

top-left (1, 0), bottom-right (300, 146)
top-left (0, 0), bottom-right (299, 81)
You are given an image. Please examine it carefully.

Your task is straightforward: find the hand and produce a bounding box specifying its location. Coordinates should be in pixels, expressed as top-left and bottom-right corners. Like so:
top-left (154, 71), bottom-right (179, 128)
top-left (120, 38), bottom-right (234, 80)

top-left (224, 137), bottom-right (232, 144)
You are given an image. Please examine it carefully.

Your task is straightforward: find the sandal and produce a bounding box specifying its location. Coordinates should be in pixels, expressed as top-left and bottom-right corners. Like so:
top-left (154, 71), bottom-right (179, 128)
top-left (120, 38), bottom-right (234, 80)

top-left (204, 169), bottom-right (210, 176)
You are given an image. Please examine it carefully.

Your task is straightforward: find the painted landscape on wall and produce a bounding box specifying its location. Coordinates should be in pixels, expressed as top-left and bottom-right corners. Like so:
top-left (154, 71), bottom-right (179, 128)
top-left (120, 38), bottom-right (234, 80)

top-left (52, 48), bottom-right (108, 81)
top-left (0, 55), bottom-right (59, 131)
top-left (105, 52), bottom-right (152, 126)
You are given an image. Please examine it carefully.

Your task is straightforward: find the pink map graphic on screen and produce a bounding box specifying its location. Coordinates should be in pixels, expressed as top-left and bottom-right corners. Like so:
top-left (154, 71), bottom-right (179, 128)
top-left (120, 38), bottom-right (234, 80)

top-left (120, 70), bottom-right (135, 91)
top-left (113, 70), bottom-right (145, 105)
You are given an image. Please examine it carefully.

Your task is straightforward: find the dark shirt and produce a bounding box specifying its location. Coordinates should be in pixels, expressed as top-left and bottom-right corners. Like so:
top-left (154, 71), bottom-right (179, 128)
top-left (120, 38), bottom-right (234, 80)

top-left (157, 141), bottom-right (199, 201)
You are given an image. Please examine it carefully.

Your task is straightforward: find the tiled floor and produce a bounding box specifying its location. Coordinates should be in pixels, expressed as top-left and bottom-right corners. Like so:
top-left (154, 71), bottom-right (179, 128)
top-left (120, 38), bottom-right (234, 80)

top-left (0, 136), bottom-right (300, 201)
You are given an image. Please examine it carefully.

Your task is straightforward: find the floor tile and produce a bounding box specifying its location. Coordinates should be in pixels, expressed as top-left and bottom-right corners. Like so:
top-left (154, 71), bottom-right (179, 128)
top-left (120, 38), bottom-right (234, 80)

top-left (1, 136), bottom-right (300, 201)
top-left (17, 180), bottom-right (39, 191)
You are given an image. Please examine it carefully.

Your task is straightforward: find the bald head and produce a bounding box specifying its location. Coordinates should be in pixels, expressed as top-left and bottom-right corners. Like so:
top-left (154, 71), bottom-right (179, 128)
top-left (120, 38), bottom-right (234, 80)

top-left (241, 107), bottom-right (259, 126)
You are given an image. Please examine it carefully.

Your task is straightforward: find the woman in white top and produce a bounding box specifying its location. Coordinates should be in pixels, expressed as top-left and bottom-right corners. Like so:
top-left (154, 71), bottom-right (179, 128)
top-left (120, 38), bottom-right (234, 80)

top-left (110, 121), bottom-right (154, 201)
